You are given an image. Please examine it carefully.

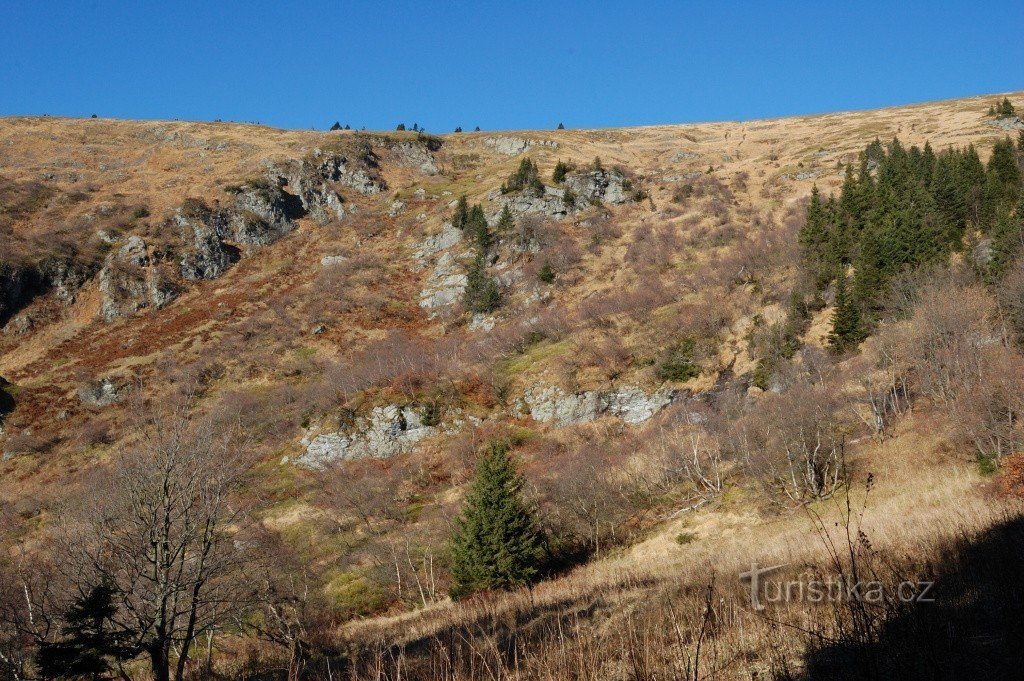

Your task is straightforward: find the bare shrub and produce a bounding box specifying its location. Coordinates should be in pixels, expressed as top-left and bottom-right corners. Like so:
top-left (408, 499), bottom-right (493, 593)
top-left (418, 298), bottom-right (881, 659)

top-left (726, 378), bottom-right (848, 504)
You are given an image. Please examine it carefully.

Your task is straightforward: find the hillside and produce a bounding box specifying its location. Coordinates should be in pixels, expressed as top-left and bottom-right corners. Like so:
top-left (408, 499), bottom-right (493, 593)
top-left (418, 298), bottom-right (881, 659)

top-left (2, 92), bottom-right (1024, 680)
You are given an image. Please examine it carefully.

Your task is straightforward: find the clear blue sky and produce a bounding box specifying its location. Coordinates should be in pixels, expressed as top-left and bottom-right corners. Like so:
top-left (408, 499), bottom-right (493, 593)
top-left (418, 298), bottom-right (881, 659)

top-left (2, 1), bottom-right (1022, 132)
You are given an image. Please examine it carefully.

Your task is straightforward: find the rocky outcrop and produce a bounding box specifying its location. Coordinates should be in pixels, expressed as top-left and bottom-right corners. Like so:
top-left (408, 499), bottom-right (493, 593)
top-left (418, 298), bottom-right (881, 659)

top-left (176, 207), bottom-right (237, 280)
top-left (298, 405), bottom-right (436, 469)
top-left (413, 224), bottom-right (464, 264)
top-left (989, 115), bottom-right (1024, 131)
top-left (227, 180), bottom-right (299, 245)
top-left (484, 137), bottom-right (558, 156)
top-left (38, 258), bottom-right (93, 306)
top-left (391, 141), bottom-right (439, 175)
top-left (419, 252), bottom-right (468, 311)
top-left (500, 186), bottom-right (576, 218)
top-left (77, 378), bottom-right (121, 407)
top-left (0, 265), bottom-right (29, 325)
top-left (521, 385), bottom-right (673, 427)
top-left (563, 168), bottom-right (632, 204)
top-left (98, 236), bottom-right (178, 321)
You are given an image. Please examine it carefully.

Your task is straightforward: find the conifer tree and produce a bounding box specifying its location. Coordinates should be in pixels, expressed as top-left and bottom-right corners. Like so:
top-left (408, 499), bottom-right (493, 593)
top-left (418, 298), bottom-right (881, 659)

top-left (552, 160), bottom-right (571, 184)
top-left (828, 275), bottom-right (864, 353)
top-left (463, 253), bottom-right (500, 313)
top-left (453, 194), bottom-right (469, 230)
top-left (448, 441), bottom-right (545, 598)
top-left (557, 122), bottom-right (565, 130)
top-left (466, 204), bottom-right (490, 251)
top-left (36, 578), bottom-right (136, 678)
top-left (538, 261), bottom-right (555, 284)
top-left (329, 121), bottom-right (342, 131)
top-left (496, 203), bottom-right (514, 234)
top-left (986, 137), bottom-right (1022, 211)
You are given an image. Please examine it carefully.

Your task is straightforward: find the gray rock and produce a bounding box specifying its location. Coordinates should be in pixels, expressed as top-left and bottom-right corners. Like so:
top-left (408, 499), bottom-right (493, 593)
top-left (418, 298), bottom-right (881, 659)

top-left (98, 237), bottom-right (178, 321)
top-left (413, 225), bottom-right (464, 263)
top-left (563, 168), bottom-right (631, 204)
top-left (989, 116), bottom-right (1024, 131)
top-left (392, 141), bottom-right (439, 175)
top-left (77, 378), bottom-right (121, 407)
top-left (320, 255), bottom-right (347, 267)
top-left (419, 252), bottom-right (468, 311)
top-left (523, 384), bottom-right (673, 427)
top-left (468, 314), bottom-right (495, 331)
top-left (176, 209), bottom-right (235, 280)
top-left (483, 136), bottom-right (558, 156)
top-left (229, 180), bottom-right (296, 245)
top-left (298, 405), bottom-right (436, 469)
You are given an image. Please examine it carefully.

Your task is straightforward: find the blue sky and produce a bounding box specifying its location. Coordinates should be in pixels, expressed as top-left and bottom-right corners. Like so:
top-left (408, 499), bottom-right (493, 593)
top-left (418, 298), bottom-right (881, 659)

top-left (1, 1), bottom-right (1022, 131)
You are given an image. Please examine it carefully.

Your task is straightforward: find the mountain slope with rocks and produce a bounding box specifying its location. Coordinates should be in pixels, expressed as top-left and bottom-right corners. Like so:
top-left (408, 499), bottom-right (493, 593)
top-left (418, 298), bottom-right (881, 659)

top-left (2, 92), bottom-right (1024, 679)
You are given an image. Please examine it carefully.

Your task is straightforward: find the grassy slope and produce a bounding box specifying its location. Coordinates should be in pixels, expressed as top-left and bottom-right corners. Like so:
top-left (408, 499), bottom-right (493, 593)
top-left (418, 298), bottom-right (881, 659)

top-left (1, 92), bottom-right (1022, 676)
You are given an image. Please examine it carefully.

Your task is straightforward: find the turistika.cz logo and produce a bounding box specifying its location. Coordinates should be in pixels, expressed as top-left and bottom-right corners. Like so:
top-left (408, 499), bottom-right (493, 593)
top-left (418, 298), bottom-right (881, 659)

top-left (738, 563), bottom-right (935, 611)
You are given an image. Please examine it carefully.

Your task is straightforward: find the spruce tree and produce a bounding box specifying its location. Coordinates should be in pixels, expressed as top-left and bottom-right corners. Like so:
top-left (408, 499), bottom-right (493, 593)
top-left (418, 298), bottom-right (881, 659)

top-left (495, 203), bottom-right (514, 234)
top-left (467, 204), bottom-right (490, 251)
top-left (828, 275), bottom-right (864, 353)
top-left (453, 194), bottom-right (469, 230)
top-left (449, 441), bottom-right (545, 598)
top-left (329, 121), bottom-right (342, 131)
top-left (552, 160), bottom-right (571, 184)
top-left (36, 578), bottom-right (136, 679)
top-left (463, 253), bottom-right (500, 313)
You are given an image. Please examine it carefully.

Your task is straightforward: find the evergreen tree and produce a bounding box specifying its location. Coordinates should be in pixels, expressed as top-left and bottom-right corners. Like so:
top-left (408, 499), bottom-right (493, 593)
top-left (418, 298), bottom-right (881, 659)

top-left (495, 203), bottom-right (514, 234)
top-left (36, 578), bottom-right (136, 679)
top-left (986, 137), bottom-right (1022, 212)
top-left (467, 204), bottom-right (490, 251)
top-left (999, 97), bottom-right (1016, 118)
top-left (463, 253), bottom-right (500, 313)
top-left (828, 275), bottom-right (864, 353)
top-left (448, 441), bottom-right (545, 598)
top-left (988, 204), bottom-right (1024, 281)
top-left (454, 126), bottom-right (463, 133)
top-left (501, 158), bottom-right (544, 196)
top-left (453, 194), bottom-right (469, 231)
top-left (329, 121), bottom-right (342, 131)
top-left (557, 122), bottom-right (565, 130)
top-left (552, 160), bottom-right (571, 184)
top-left (396, 123), bottom-right (406, 131)
top-left (537, 261), bottom-right (555, 284)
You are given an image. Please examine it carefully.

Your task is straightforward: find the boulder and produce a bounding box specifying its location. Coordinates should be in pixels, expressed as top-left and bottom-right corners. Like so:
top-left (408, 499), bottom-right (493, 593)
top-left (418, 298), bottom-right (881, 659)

top-left (989, 116), bottom-right (1024, 131)
top-left (77, 378), bottom-right (121, 407)
top-left (228, 180), bottom-right (297, 245)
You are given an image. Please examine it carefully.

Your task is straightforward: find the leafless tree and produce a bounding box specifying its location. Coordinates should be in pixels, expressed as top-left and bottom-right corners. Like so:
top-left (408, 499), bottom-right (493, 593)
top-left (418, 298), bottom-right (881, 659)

top-left (54, 398), bottom-right (256, 681)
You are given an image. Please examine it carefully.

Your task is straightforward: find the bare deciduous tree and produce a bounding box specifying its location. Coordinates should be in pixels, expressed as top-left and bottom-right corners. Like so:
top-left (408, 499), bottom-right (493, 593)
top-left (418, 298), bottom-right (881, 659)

top-left (56, 400), bottom-right (256, 681)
